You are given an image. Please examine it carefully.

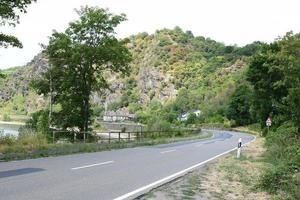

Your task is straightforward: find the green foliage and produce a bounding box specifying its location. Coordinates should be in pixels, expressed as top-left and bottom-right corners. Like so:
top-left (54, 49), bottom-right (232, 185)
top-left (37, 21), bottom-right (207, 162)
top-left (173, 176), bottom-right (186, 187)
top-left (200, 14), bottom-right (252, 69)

top-left (247, 32), bottom-right (300, 130)
top-left (260, 122), bottom-right (300, 199)
top-left (25, 110), bottom-right (51, 139)
top-left (186, 113), bottom-right (198, 125)
top-left (0, 133), bottom-right (16, 145)
top-left (108, 101), bottom-right (122, 111)
top-left (146, 116), bottom-right (171, 132)
top-left (2, 113), bottom-right (11, 121)
top-left (0, 70), bottom-right (6, 79)
top-left (92, 105), bottom-right (104, 117)
top-left (0, 0), bottom-right (36, 48)
top-left (245, 34), bottom-right (300, 198)
top-left (0, 131), bottom-right (209, 161)
top-left (32, 7), bottom-right (132, 132)
top-left (128, 102), bottom-right (142, 113)
top-left (227, 84), bottom-right (253, 126)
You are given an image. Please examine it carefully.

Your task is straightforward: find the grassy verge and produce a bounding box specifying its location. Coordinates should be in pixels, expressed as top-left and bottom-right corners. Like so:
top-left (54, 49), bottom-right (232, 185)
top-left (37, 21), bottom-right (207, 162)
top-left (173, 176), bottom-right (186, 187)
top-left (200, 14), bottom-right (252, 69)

top-left (259, 122), bottom-right (300, 199)
top-left (0, 131), bottom-right (212, 162)
top-left (198, 136), bottom-right (274, 200)
top-left (138, 127), bottom-right (277, 200)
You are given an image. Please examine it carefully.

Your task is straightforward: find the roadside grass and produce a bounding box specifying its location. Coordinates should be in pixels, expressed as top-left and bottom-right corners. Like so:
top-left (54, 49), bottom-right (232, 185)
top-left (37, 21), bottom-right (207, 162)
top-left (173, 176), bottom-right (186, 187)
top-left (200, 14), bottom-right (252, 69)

top-left (259, 122), bottom-right (300, 200)
top-left (0, 131), bottom-right (212, 162)
top-left (199, 131), bottom-right (275, 200)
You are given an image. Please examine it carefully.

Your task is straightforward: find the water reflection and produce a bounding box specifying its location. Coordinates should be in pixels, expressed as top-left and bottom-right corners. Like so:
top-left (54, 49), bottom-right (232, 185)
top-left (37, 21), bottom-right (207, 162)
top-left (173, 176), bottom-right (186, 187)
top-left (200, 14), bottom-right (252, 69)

top-left (0, 124), bottom-right (20, 136)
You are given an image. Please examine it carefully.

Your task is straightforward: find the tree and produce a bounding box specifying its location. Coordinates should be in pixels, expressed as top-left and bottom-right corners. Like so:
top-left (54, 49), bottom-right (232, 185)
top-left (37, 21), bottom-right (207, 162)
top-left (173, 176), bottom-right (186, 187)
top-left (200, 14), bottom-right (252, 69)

top-left (247, 32), bottom-right (300, 131)
top-left (0, 71), bottom-right (5, 79)
top-left (0, 0), bottom-right (36, 48)
top-left (32, 7), bottom-right (132, 134)
top-left (227, 84), bottom-right (253, 126)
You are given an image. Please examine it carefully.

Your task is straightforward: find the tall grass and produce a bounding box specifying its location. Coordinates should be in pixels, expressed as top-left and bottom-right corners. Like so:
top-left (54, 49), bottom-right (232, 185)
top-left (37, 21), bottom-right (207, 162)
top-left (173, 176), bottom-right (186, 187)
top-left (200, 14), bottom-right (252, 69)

top-left (260, 121), bottom-right (300, 199)
top-left (0, 129), bottom-right (210, 161)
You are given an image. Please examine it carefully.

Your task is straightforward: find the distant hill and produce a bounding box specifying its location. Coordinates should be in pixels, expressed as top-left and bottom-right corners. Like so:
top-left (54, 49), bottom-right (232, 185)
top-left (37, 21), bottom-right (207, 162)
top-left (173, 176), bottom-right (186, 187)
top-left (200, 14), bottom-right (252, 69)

top-left (0, 27), bottom-right (261, 117)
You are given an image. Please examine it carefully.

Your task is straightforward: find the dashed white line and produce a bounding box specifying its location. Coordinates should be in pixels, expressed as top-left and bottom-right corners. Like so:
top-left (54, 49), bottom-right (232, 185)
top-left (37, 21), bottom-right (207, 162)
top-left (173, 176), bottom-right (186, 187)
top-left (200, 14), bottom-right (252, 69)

top-left (114, 136), bottom-right (257, 200)
top-left (71, 161), bottom-right (114, 170)
top-left (160, 149), bottom-right (177, 154)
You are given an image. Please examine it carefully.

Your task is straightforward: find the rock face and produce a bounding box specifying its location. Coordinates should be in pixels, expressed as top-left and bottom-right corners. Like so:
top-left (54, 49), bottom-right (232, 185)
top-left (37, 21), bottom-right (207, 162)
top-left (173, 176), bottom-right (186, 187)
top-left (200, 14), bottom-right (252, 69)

top-left (0, 53), bottom-right (49, 101)
top-left (138, 66), bottom-right (177, 103)
top-left (0, 51), bottom-right (178, 113)
top-left (0, 27), bottom-right (253, 116)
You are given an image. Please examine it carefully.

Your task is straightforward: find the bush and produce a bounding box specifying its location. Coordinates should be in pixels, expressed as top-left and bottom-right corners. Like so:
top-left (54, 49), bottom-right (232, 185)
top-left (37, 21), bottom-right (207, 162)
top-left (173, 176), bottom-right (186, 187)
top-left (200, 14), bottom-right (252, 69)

top-left (2, 113), bottom-right (11, 121)
top-left (260, 122), bottom-right (300, 199)
top-left (185, 113), bottom-right (198, 125)
top-left (0, 134), bottom-right (16, 145)
top-left (92, 105), bottom-right (104, 117)
top-left (25, 110), bottom-right (51, 140)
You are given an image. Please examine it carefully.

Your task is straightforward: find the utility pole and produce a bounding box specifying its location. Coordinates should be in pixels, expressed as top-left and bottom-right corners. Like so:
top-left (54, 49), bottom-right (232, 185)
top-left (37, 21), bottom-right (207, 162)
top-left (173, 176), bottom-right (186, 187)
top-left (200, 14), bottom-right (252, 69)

top-left (49, 67), bottom-right (53, 142)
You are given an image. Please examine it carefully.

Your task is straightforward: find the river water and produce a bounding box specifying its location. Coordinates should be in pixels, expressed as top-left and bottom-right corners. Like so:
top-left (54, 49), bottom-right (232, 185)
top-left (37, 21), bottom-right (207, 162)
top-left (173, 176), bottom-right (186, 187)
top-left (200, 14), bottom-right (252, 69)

top-left (0, 123), bottom-right (20, 136)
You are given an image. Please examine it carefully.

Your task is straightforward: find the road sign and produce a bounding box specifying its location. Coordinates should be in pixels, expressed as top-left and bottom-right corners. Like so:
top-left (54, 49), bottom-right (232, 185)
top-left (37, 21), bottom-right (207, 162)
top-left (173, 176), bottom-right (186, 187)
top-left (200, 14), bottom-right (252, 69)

top-left (266, 117), bottom-right (272, 127)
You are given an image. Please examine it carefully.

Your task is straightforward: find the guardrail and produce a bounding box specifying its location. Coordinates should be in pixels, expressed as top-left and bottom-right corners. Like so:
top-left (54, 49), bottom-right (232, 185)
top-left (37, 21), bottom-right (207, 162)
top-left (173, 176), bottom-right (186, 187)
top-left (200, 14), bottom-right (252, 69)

top-left (51, 128), bottom-right (202, 144)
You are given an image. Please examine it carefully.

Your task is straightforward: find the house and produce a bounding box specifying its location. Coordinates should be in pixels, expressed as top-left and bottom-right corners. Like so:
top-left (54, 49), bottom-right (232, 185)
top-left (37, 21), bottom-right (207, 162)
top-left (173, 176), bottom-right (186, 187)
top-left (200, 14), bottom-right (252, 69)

top-left (103, 110), bottom-right (135, 122)
top-left (177, 109), bottom-right (201, 121)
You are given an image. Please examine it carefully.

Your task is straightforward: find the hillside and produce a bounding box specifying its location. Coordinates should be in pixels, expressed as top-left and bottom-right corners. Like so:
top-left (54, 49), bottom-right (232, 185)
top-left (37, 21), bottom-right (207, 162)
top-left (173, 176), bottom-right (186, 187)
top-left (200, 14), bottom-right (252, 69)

top-left (0, 27), bottom-right (260, 119)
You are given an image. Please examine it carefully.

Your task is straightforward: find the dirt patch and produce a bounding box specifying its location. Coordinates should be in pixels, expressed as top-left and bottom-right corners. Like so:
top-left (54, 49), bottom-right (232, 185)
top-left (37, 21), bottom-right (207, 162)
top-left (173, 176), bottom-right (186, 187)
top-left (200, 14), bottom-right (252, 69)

top-left (137, 136), bottom-right (274, 200)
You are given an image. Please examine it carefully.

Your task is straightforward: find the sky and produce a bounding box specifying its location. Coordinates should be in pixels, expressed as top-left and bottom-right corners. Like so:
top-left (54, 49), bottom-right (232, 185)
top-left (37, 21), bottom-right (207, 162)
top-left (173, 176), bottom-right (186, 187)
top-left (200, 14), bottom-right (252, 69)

top-left (0, 0), bottom-right (300, 69)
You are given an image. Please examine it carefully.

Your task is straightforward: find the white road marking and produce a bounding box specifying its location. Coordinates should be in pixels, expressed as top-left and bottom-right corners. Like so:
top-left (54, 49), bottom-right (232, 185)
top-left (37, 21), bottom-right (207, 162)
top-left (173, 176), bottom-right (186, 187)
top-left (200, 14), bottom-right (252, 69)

top-left (71, 161), bottom-right (114, 170)
top-left (114, 136), bottom-right (256, 200)
top-left (160, 149), bottom-right (177, 154)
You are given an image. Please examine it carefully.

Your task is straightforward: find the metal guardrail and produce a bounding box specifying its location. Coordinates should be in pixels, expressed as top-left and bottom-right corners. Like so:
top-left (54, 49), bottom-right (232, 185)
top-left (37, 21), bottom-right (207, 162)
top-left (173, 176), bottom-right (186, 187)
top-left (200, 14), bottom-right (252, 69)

top-left (51, 128), bottom-right (202, 144)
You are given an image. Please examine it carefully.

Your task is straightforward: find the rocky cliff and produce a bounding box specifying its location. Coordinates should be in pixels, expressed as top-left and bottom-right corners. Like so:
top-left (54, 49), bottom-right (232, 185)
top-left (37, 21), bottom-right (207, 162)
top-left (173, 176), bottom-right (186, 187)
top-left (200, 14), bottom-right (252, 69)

top-left (0, 27), bottom-right (258, 116)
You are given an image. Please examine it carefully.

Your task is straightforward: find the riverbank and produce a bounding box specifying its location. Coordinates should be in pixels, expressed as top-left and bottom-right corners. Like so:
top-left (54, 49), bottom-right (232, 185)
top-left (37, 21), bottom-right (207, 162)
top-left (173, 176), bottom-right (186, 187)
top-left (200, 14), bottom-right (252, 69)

top-left (0, 121), bottom-right (25, 125)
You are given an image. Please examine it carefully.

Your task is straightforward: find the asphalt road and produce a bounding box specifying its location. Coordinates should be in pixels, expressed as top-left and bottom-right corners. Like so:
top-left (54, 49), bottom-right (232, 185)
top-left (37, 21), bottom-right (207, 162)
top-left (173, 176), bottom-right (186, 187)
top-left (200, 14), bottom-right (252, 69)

top-left (0, 130), bottom-right (255, 200)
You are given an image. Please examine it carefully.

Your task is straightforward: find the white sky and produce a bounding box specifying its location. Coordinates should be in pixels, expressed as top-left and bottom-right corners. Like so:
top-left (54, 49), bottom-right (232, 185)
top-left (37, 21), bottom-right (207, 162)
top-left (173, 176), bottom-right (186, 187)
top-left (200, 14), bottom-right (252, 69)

top-left (0, 0), bottom-right (300, 69)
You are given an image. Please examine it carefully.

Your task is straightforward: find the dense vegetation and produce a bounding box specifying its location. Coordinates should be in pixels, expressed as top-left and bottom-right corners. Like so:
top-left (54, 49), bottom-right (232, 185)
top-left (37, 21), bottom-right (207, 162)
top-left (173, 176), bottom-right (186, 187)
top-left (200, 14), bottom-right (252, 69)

top-left (247, 33), bottom-right (300, 199)
top-left (0, 5), bottom-right (299, 197)
top-left (225, 32), bottom-right (300, 199)
top-left (0, 26), bottom-right (260, 127)
top-left (107, 27), bottom-right (261, 129)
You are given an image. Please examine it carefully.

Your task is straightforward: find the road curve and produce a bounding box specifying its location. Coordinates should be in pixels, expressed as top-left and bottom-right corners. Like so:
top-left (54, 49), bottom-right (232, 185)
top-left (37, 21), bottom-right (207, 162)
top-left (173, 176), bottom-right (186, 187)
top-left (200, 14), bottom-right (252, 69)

top-left (0, 130), bottom-right (255, 200)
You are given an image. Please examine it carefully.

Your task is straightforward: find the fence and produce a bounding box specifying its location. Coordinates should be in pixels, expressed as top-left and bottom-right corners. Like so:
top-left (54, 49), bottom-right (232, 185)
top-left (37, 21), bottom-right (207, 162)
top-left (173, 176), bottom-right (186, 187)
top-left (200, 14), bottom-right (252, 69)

top-left (51, 128), bottom-right (202, 144)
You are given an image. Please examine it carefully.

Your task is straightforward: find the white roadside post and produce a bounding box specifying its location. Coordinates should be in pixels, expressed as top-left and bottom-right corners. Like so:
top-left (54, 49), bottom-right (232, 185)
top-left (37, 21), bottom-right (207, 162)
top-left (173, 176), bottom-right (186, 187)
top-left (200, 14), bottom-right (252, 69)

top-left (237, 138), bottom-right (242, 158)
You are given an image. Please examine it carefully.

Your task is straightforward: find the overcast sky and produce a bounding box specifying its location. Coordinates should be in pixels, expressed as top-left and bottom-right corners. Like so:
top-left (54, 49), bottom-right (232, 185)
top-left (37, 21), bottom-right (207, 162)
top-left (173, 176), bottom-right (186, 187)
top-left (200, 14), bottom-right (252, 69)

top-left (0, 0), bottom-right (300, 69)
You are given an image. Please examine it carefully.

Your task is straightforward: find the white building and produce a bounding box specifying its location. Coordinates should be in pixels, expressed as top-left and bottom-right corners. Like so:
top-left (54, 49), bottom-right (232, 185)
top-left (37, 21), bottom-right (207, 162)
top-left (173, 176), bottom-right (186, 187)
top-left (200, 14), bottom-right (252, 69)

top-left (177, 109), bottom-right (201, 121)
top-left (103, 111), bottom-right (135, 122)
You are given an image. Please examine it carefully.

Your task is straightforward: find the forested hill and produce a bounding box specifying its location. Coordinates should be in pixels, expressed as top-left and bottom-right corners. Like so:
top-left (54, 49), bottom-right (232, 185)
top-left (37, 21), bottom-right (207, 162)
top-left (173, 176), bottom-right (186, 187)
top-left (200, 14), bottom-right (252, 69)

top-left (0, 27), bottom-right (261, 119)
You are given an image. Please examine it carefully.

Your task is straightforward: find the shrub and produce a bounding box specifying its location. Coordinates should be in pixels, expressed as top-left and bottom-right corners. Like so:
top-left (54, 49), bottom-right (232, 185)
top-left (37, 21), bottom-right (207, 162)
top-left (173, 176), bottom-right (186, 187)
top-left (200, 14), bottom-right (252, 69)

top-left (260, 122), bottom-right (300, 199)
top-left (2, 113), bottom-right (11, 121)
top-left (0, 134), bottom-right (16, 145)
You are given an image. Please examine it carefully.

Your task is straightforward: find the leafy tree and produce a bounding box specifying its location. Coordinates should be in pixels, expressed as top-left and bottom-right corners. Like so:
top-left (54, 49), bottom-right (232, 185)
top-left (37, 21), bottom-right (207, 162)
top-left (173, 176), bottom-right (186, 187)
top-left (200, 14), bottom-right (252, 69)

top-left (236, 41), bottom-right (263, 56)
top-left (32, 7), bottom-right (132, 133)
top-left (227, 84), bottom-right (253, 126)
top-left (247, 32), bottom-right (300, 131)
top-left (0, 0), bottom-right (36, 48)
top-left (186, 113), bottom-right (198, 125)
top-left (0, 71), bottom-right (6, 79)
